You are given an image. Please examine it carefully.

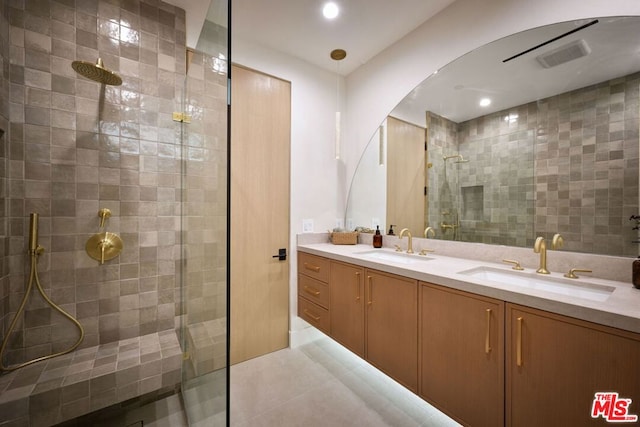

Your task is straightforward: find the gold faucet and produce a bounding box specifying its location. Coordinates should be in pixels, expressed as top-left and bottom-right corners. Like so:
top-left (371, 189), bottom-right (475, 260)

top-left (424, 227), bottom-right (435, 238)
top-left (399, 228), bottom-right (413, 254)
top-left (419, 227), bottom-right (436, 255)
top-left (533, 233), bottom-right (563, 274)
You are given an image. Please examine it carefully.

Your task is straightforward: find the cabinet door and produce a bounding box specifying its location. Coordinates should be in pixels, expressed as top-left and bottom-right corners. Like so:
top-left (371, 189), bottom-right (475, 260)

top-left (507, 304), bottom-right (640, 427)
top-left (365, 269), bottom-right (418, 392)
top-left (420, 283), bottom-right (504, 427)
top-left (330, 261), bottom-right (365, 357)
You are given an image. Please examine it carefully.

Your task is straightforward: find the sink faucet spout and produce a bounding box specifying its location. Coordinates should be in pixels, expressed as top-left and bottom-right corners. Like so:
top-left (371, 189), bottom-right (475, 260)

top-left (399, 228), bottom-right (413, 254)
top-left (533, 233), bottom-right (563, 274)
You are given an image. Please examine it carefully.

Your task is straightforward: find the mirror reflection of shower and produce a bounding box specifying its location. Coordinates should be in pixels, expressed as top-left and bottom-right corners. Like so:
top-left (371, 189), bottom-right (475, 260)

top-left (440, 153), bottom-right (470, 240)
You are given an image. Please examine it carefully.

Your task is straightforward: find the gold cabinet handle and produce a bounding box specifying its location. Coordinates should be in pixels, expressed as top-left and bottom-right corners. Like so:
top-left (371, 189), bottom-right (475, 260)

top-left (367, 276), bottom-right (373, 306)
top-left (304, 262), bottom-right (320, 273)
top-left (303, 286), bottom-right (320, 296)
top-left (516, 316), bottom-right (523, 367)
top-left (355, 272), bottom-right (361, 301)
top-left (485, 308), bottom-right (492, 354)
top-left (303, 309), bottom-right (320, 322)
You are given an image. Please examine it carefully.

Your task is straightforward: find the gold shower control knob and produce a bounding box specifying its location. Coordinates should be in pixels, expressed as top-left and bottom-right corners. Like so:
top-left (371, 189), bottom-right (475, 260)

top-left (86, 232), bottom-right (123, 265)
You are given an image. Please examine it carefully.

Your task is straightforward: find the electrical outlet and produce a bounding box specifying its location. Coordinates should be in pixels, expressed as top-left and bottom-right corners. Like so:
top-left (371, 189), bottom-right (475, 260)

top-left (335, 218), bottom-right (344, 229)
top-left (371, 218), bottom-right (380, 229)
top-left (302, 219), bottom-right (314, 233)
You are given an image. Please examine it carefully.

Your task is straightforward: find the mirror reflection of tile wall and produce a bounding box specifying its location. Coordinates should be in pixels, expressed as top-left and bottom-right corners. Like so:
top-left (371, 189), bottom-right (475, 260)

top-left (427, 71), bottom-right (639, 256)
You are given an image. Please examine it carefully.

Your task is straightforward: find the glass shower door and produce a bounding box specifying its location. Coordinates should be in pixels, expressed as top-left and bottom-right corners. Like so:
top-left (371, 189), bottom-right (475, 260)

top-left (178, 1), bottom-right (229, 425)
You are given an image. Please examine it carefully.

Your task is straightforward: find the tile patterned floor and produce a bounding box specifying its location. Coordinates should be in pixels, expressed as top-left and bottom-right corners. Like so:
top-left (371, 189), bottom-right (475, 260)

top-left (0, 330), bottom-right (182, 426)
top-left (228, 337), bottom-right (460, 427)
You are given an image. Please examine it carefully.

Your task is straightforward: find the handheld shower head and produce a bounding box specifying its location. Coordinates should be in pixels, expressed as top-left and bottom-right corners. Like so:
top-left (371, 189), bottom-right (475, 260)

top-left (71, 58), bottom-right (122, 86)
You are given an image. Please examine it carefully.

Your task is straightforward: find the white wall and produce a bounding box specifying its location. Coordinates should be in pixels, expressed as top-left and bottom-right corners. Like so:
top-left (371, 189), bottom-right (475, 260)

top-left (343, 0), bottom-right (640, 210)
top-left (233, 0), bottom-right (640, 340)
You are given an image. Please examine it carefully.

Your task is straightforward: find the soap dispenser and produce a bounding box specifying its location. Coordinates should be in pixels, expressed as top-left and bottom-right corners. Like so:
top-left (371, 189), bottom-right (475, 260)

top-left (373, 225), bottom-right (383, 248)
top-left (388, 225), bottom-right (395, 235)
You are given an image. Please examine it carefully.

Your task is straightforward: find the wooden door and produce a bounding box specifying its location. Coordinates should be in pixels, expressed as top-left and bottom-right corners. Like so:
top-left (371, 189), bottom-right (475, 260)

top-left (329, 261), bottom-right (365, 357)
top-left (420, 283), bottom-right (504, 427)
top-left (386, 116), bottom-right (426, 234)
top-left (230, 65), bottom-right (291, 364)
top-left (506, 304), bottom-right (640, 427)
top-left (365, 269), bottom-right (418, 391)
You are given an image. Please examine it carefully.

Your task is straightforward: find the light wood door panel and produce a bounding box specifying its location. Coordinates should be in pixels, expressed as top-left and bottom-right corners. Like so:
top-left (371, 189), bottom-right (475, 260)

top-left (330, 261), bottom-right (365, 357)
top-left (386, 116), bottom-right (426, 234)
top-left (506, 304), bottom-right (640, 427)
top-left (230, 65), bottom-right (291, 364)
top-left (420, 283), bottom-right (504, 427)
top-left (365, 269), bottom-right (418, 391)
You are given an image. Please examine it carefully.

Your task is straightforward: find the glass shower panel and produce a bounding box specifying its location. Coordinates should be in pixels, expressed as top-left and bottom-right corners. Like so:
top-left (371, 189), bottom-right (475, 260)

top-left (179, 1), bottom-right (229, 425)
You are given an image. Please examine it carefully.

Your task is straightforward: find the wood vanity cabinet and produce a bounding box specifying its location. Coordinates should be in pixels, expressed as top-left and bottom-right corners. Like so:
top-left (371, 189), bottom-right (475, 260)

top-left (365, 269), bottom-right (418, 392)
top-left (329, 261), bottom-right (365, 357)
top-left (506, 303), bottom-right (640, 427)
top-left (419, 283), bottom-right (505, 427)
top-left (297, 252), bottom-right (330, 333)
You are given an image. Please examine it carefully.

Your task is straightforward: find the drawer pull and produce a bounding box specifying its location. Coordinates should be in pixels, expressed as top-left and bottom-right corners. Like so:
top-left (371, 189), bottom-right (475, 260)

top-left (304, 286), bottom-right (320, 296)
top-left (355, 272), bottom-right (361, 301)
top-left (303, 309), bottom-right (320, 322)
top-left (367, 276), bottom-right (373, 306)
top-left (516, 316), bottom-right (523, 367)
top-left (304, 262), bottom-right (320, 273)
top-left (485, 308), bottom-right (492, 354)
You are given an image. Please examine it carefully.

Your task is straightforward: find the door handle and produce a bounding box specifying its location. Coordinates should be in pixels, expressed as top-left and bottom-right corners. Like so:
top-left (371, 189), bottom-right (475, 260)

top-left (272, 248), bottom-right (287, 261)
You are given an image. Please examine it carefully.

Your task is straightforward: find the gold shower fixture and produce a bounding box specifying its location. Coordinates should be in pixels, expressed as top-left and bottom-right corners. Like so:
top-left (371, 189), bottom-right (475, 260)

top-left (86, 208), bottom-right (124, 265)
top-left (72, 57), bottom-right (122, 86)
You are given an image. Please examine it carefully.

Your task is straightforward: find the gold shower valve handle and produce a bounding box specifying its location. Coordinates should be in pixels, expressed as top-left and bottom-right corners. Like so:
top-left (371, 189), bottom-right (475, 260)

top-left (98, 208), bottom-right (111, 228)
top-left (86, 232), bottom-right (123, 265)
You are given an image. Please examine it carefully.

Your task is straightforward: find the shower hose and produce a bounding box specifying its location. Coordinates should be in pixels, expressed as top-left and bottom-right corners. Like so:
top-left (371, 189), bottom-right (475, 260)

top-left (0, 213), bottom-right (84, 372)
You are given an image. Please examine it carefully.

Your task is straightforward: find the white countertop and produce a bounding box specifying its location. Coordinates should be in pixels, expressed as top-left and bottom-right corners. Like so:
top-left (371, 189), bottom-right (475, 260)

top-left (297, 242), bottom-right (640, 334)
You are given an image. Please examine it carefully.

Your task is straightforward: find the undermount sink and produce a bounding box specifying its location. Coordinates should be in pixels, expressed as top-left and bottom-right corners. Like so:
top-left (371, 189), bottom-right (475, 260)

top-left (355, 250), bottom-right (433, 265)
top-left (458, 266), bottom-right (615, 302)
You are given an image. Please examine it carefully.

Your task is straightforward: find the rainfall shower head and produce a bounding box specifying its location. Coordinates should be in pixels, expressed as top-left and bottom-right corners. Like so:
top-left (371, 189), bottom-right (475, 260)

top-left (71, 58), bottom-right (122, 86)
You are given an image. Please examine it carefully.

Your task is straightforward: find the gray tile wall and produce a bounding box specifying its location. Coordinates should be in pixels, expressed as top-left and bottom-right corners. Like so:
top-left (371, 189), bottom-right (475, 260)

top-left (1, 0), bottom-right (187, 368)
top-left (179, 47), bottom-right (228, 384)
top-left (1, 1), bottom-right (11, 355)
top-left (426, 72), bottom-right (639, 256)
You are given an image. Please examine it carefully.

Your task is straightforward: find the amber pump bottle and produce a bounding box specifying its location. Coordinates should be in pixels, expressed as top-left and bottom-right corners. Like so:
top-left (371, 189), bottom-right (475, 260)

top-left (373, 225), bottom-right (383, 248)
top-left (633, 256), bottom-right (640, 289)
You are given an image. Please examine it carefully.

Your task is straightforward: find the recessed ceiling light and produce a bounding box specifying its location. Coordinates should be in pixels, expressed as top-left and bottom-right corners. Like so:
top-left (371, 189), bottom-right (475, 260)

top-left (323, 2), bottom-right (339, 19)
top-left (479, 98), bottom-right (491, 107)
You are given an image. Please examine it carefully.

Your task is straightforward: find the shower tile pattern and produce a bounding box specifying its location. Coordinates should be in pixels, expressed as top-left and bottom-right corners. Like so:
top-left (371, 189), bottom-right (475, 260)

top-left (178, 41), bottom-right (228, 400)
top-left (427, 72), bottom-right (639, 255)
top-left (0, 330), bottom-right (181, 426)
top-left (0, 1), bottom-right (11, 346)
top-left (2, 0), bottom-right (185, 366)
top-left (0, 0), bottom-right (206, 424)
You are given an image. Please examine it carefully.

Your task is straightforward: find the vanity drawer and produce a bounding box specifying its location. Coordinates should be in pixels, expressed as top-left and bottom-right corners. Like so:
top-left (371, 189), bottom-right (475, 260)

top-left (298, 296), bottom-right (329, 333)
top-left (298, 252), bottom-right (330, 283)
top-left (298, 274), bottom-right (330, 309)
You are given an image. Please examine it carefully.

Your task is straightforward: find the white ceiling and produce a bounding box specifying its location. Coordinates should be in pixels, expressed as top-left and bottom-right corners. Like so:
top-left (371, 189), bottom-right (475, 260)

top-left (165, 0), bottom-right (456, 75)
top-left (393, 16), bottom-right (640, 123)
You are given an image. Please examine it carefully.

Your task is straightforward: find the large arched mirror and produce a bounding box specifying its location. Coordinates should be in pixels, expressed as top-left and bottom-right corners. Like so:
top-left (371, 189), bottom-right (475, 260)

top-left (345, 16), bottom-right (640, 257)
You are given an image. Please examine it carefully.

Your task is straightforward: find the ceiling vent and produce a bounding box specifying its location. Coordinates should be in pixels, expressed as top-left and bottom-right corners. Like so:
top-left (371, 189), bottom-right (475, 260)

top-left (536, 39), bottom-right (591, 68)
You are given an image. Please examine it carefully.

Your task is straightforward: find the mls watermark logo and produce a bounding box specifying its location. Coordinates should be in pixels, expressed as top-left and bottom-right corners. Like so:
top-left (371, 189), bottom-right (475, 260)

top-left (591, 392), bottom-right (638, 423)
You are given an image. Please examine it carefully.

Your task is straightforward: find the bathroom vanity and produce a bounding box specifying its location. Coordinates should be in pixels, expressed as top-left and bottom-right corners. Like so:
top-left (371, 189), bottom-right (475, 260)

top-left (297, 239), bottom-right (640, 427)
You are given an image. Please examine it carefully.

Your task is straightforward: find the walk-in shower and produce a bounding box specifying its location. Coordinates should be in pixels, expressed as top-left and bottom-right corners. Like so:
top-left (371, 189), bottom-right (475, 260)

top-left (439, 153), bottom-right (471, 240)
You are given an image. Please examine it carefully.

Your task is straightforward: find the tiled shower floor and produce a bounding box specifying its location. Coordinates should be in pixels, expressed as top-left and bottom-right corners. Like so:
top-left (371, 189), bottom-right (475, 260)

top-left (0, 330), bottom-right (181, 426)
